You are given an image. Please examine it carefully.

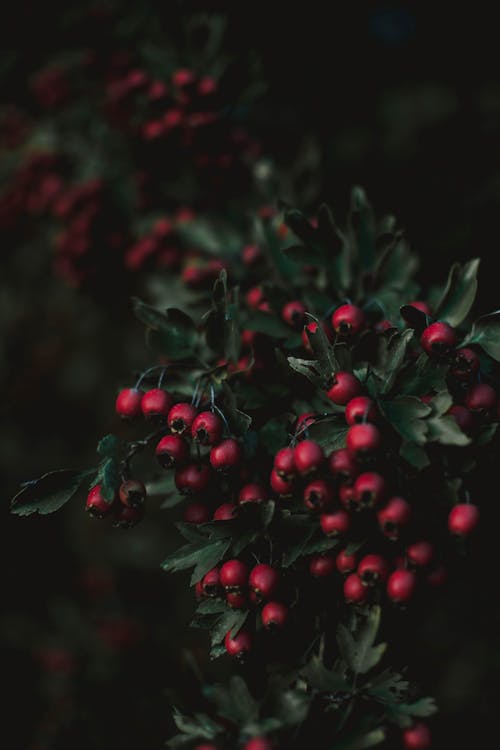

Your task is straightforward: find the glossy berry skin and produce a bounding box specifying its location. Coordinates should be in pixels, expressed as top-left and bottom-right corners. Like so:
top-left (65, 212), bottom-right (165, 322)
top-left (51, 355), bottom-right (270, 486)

top-left (282, 300), bottom-right (307, 329)
top-left (213, 503), bottom-right (238, 521)
top-left (304, 479), bottom-right (333, 511)
top-left (113, 504), bottom-right (144, 528)
top-left (249, 564), bottom-right (279, 599)
top-left (141, 388), bottom-right (172, 418)
top-left (270, 469), bottom-right (293, 497)
top-left (224, 629), bottom-right (252, 657)
top-left (345, 396), bottom-right (377, 425)
top-left (320, 510), bottom-right (351, 536)
top-left (329, 449), bottom-right (358, 484)
top-left (86, 485), bottom-right (112, 518)
top-left (464, 383), bottom-right (496, 414)
top-left (201, 568), bottom-right (220, 597)
top-left (119, 479), bottom-right (146, 508)
top-left (377, 497), bottom-right (411, 540)
top-left (175, 463), bottom-right (211, 494)
top-left (353, 472), bottom-right (386, 509)
top-left (448, 503), bottom-right (479, 536)
top-left (327, 371), bottom-right (362, 405)
top-left (243, 738), bottom-right (274, 750)
top-left (115, 388), bottom-right (143, 419)
top-left (402, 722), bottom-right (432, 750)
top-left (293, 440), bottom-right (324, 475)
top-left (409, 301), bottom-right (431, 315)
top-left (387, 569), bottom-right (416, 602)
top-left (406, 541), bottom-right (434, 568)
top-left (226, 591), bottom-right (247, 609)
top-left (238, 483), bottom-right (267, 505)
top-left (309, 554), bottom-right (336, 577)
top-left (168, 402), bottom-right (197, 434)
top-left (274, 447), bottom-right (296, 479)
top-left (156, 435), bottom-right (189, 468)
top-left (191, 411), bottom-right (223, 445)
top-left (451, 347), bottom-right (480, 380)
top-left (344, 573), bottom-right (368, 603)
top-left (332, 304), bottom-right (365, 336)
top-left (219, 560), bottom-right (248, 591)
top-left (183, 502), bottom-right (210, 524)
top-left (262, 601), bottom-right (288, 629)
top-left (358, 554), bottom-right (389, 585)
top-left (210, 439), bottom-right (241, 471)
top-left (346, 423), bottom-right (381, 458)
top-left (448, 405), bottom-right (474, 433)
top-left (336, 549), bottom-right (357, 574)
top-left (420, 321), bottom-right (457, 357)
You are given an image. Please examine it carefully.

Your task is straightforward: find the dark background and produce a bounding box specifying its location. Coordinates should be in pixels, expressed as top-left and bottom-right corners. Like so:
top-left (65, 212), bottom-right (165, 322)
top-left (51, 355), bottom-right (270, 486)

top-left (2, 3), bottom-right (500, 748)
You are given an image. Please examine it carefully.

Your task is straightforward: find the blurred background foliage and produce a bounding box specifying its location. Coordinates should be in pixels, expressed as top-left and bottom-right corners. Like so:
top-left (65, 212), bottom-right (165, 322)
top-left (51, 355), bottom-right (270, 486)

top-left (2, 2), bottom-right (500, 748)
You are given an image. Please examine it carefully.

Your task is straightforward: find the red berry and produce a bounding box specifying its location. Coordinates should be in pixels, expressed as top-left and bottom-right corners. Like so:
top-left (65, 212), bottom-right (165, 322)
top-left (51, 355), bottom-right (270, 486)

top-left (213, 503), bottom-right (238, 521)
top-left (336, 549), bottom-right (357, 574)
top-left (224, 629), bottom-right (252, 657)
top-left (246, 286), bottom-right (265, 309)
top-left (195, 581), bottom-right (204, 600)
top-left (156, 435), bottom-right (189, 468)
top-left (238, 483), bottom-right (267, 505)
top-left (406, 541), bottom-right (434, 568)
top-left (295, 412), bottom-right (316, 434)
top-left (448, 503), bottom-right (479, 536)
top-left (402, 722), bottom-right (432, 750)
top-left (226, 591), bottom-right (247, 609)
top-left (464, 383), bottom-right (496, 414)
top-left (261, 601), bottom-right (288, 629)
top-left (210, 439), bottom-right (242, 470)
top-left (274, 447), bottom-right (296, 479)
top-left (420, 322), bottom-right (456, 357)
top-left (377, 497), bottom-right (411, 539)
top-left (309, 554), bottom-right (335, 577)
top-left (243, 738), bottom-right (274, 750)
top-left (387, 569), bottom-right (416, 602)
top-left (270, 469), bottom-right (293, 497)
top-left (119, 479), bottom-right (146, 508)
top-left (345, 396), bottom-right (377, 425)
top-left (327, 371), bottom-right (362, 405)
top-left (168, 402), bottom-right (197, 434)
top-left (249, 564), bottom-right (279, 599)
top-left (113, 504), bottom-right (144, 528)
top-left (344, 573), bottom-right (368, 603)
top-left (339, 484), bottom-right (357, 511)
top-left (408, 301), bottom-right (431, 315)
top-left (175, 463), bottom-right (211, 494)
top-left (332, 304), bottom-right (365, 336)
top-left (353, 472), bottom-right (386, 509)
top-left (192, 411), bottom-right (223, 445)
top-left (183, 502), bottom-right (210, 524)
top-left (329, 449), bottom-right (358, 483)
top-left (219, 560), bottom-right (248, 591)
top-left (376, 319), bottom-right (394, 333)
top-left (86, 485), bottom-right (112, 518)
top-left (320, 510), bottom-right (351, 536)
top-left (346, 423), bottom-right (381, 458)
top-left (141, 388), bottom-right (172, 418)
top-left (172, 68), bottom-right (195, 87)
top-left (242, 244), bottom-right (261, 266)
top-left (293, 440), bottom-right (324, 475)
top-left (451, 347), bottom-right (480, 380)
top-left (304, 479), bottom-right (333, 511)
top-left (115, 388), bottom-right (143, 419)
top-left (282, 300), bottom-right (307, 329)
top-left (201, 568), bottom-right (220, 597)
top-left (358, 554), bottom-right (389, 585)
top-left (448, 405), bottom-right (474, 433)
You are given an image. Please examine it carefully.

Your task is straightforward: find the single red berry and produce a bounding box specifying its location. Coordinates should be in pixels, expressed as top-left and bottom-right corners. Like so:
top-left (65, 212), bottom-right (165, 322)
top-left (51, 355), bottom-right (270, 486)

top-left (451, 347), bottom-right (480, 380)
top-left (295, 412), bottom-right (316, 435)
top-left (402, 722), bottom-right (432, 750)
top-left (249, 564), bottom-right (279, 599)
top-left (261, 601), bottom-right (288, 629)
top-left (115, 388), bottom-right (143, 419)
top-left (339, 484), bottom-right (357, 511)
top-left (168, 402), bottom-right (197, 434)
top-left (387, 569), bottom-right (416, 602)
top-left (336, 549), bottom-right (357, 574)
top-left (213, 503), bottom-right (238, 521)
top-left (270, 469), bottom-right (293, 497)
top-left (86, 485), bottom-right (112, 518)
top-left (224, 629), bottom-right (252, 657)
top-left (226, 591), bottom-right (247, 609)
top-left (210, 439), bottom-right (242, 471)
top-left (293, 440), bottom-right (324, 475)
top-left (282, 300), bottom-right (307, 329)
top-left (242, 244), bottom-right (261, 266)
top-left (238, 483), bottom-right (267, 505)
top-left (344, 573), bottom-right (368, 603)
top-left (329, 449), bottom-right (358, 483)
top-left (309, 554), bottom-right (336, 577)
top-left (346, 423), bottom-right (381, 458)
top-left (113, 504), bottom-right (144, 528)
top-left (464, 383), bottom-right (496, 414)
top-left (119, 479), bottom-right (146, 508)
top-left (246, 286), bottom-right (265, 309)
top-left (448, 503), bottom-right (479, 536)
top-left (448, 405), bottom-right (474, 433)
top-left (243, 737), bottom-right (274, 750)
top-left (183, 502), bottom-right (210, 524)
top-left (175, 463), bottom-right (211, 494)
top-left (274, 447), bottom-right (296, 479)
top-left (156, 435), bottom-right (189, 468)
top-left (353, 472), bottom-right (386, 509)
top-left (219, 560), bottom-right (248, 591)
top-left (141, 388), bottom-right (172, 418)
top-left (201, 568), bottom-right (220, 597)
top-left (191, 411), bottom-right (223, 445)
top-left (332, 304), bottom-right (365, 336)
top-left (377, 497), bottom-right (411, 540)
top-left (345, 396), bottom-right (377, 425)
top-left (407, 541), bottom-right (434, 568)
top-left (420, 321), bottom-right (456, 357)
top-left (304, 479), bottom-right (333, 511)
top-left (358, 554), bottom-right (389, 585)
top-left (408, 300), bottom-right (431, 315)
top-left (172, 68), bottom-right (195, 87)
top-left (327, 371), bottom-right (362, 405)
top-left (427, 564), bottom-right (448, 588)
top-left (320, 510), bottom-right (351, 536)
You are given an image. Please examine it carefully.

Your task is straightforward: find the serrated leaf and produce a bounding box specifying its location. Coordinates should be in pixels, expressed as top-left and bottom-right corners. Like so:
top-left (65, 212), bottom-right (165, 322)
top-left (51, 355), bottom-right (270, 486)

top-left (287, 357), bottom-right (325, 388)
top-left (210, 608), bottom-right (248, 647)
top-left (171, 708), bottom-right (219, 740)
top-left (426, 414), bottom-right (471, 446)
top-left (399, 442), bottom-right (430, 470)
top-left (398, 353), bottom-right (448, 396)
top-left (379, 396), bottom-right (431, 445)
top-left (161, 539), bottom-right (230, 582)
top-left (373, 329), bottom-right (414, 395)
top-left (337, 606), bottom-right (386, 675)
top-left (306, 315), bottom-right (339, 379)
top-left (461, 310), bottom-right (500, 360)
top-left (385, 696), bottom-right (437, 728)
top-left (11, 469), bottom-right (94, 516)
top-left (435, 258), bottom-right (480, 326)
top-left (367, 669), bottom-right (409, 703)
top-left (302, 654), bottom-right (351, 693)
top-left (191, 539), bottom-right (232, 584)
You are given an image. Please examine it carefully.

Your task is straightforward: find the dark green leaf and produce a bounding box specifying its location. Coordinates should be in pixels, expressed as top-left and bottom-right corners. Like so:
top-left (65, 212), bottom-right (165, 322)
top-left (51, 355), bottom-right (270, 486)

top-left (337, 606), bottom-right (386, 675)
top-left (378, 396), bottom-right (430, 445)
top-left (373, 329), bottom-right (414, 395)
top-left (283, 244), bottom-right (320, 265)
top-left (399, 442), bottom-right (430, 470)
top-left (349, 186), bottom-right (376, 270)
top-left (287, 357), bottom-right (325, 388)
top-left (306, 314), bottom-right (339, 379)
top-left (11, 469), bottom-right (94, 517)
top-left (334, 726), bottom-right (386, 750)
top-left (191, 539), bottom-right (232, 585)
top-left (385, 696), bottom-right (437, 728)
top-left (435, 258), bottom-right (480, 326)
top-left (210, 608), bottom-right (248, 647)
top-left (302, 654), bottom-right (351, 693)
top-left (97, 434), bottom-right (120, 458)
top-left (246, 310), bottom-right (291, 338)
top-left (260, 414), bottom-right (292, 454)
top-left (221, 382), bottom-right (252, 436)
top-left (399, 305), bottom-right (428, 333)
top-left (307, 419), bottom-right (349, 453)
top-left (461, 310), bottom-right (500, 360)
